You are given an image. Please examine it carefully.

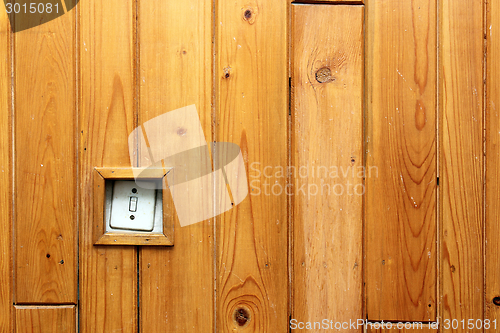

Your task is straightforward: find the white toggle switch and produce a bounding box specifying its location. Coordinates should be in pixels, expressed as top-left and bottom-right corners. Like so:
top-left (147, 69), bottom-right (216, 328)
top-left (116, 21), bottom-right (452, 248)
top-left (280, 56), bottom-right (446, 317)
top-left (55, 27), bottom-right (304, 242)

top-left (129, 196), bottom-right (138, 212)
top-left (109, 181), bottom-right (156, 232)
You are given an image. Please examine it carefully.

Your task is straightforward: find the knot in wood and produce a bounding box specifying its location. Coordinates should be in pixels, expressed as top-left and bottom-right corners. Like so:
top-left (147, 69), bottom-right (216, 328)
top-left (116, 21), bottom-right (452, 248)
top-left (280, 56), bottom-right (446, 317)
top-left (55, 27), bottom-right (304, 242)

top-left (315, 67), bottom-right (334, 83)
top-left (234, 308), bottom-right (249, 326)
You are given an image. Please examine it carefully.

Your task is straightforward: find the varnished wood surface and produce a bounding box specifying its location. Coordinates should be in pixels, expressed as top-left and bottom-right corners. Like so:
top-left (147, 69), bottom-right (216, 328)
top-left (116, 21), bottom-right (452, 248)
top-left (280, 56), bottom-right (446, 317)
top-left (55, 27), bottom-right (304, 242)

top-left (365, 0), bottom-right (437, 321)
top-left (440, 0), bottom-right (484, 331)
top-left (15, 306), bottom-right (75, 333)
top-left (292, 4), bottom-right (364, 331)
top-left (137, 0), bottom-right (214, 331)
top-left (486, 0), bottom-right (500, 327)
top-left (1, 0), bottom-right (497, 331)
top-left (14, 2), bottom-right (77, 304)
top-left (79, 0), bottom-right (138, 331)
top-left (0, 3), bottom-right (12, 331)
top-left (216, 0), bottom-right (288, 332)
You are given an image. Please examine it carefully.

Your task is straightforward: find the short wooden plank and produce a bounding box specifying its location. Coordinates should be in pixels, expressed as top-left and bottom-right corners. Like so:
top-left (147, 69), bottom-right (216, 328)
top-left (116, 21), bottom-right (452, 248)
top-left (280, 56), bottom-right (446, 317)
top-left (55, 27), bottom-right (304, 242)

top-left (79, 0), bottom-right (138, 331)
top-left (15, 306), bottom-right (75, 333)
top-left (137, 0), bottom-right (214, 332)
top-left (440, 0), bottom-right (484, 330)
top-left (292, 4), bottom-right (364, 330)
top-left (0, 4), bottom-right (12, 331)
top-left (14, 2), bottom-right (76, 303)
top-left (365, 0), bottom-right (437, 321)
top-left (486, 0), bottom-right (500, 326)
top-left (95, 234), bottom-right (173, 246)
top-left (216, 0), bottom-right (288, 331)
top-left (95, 167), bottom-right (168, 179)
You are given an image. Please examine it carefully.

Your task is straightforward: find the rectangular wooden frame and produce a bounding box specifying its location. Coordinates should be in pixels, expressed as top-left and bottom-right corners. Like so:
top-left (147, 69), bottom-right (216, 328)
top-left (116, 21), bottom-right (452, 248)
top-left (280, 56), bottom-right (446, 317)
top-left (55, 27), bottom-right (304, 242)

top-left (93, 167), bottom-right (174, 246)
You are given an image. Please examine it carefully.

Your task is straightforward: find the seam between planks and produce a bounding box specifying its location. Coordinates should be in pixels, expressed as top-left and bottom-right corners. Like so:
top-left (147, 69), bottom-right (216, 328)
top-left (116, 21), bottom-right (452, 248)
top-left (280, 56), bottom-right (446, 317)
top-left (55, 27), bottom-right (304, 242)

top-left (483, 0), bottom-right (486, 326)
top-left (74, 0), bottom-right (80, 331)
top-left (9, 1), bottom-right (15, 309)
top-left (363, 0), bottom-right (370, 321)
top-left (436, 0), bottom-right (441, 329)
top-left (212, 1), bottom-right (217, 332)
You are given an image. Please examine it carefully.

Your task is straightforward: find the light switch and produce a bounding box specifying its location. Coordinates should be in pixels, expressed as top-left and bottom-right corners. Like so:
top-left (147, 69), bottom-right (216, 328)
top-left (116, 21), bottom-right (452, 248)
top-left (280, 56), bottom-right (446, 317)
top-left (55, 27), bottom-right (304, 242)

top-left (129, 197), bottom-right (138, 212)
top-left (109, 180), bottom-right (157, 232)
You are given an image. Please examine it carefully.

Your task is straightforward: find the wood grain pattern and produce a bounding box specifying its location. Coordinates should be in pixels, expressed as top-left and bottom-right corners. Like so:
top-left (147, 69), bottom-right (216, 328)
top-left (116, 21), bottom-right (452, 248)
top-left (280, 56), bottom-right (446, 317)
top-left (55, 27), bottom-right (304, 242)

top-left (79, 0), bottom-right (137, 331)
top-left (14, 3), bottom-right (76, 304)
top-left (1, 1), bottom-right (495, 331)
top-left (486, 0), bottom-right (500, 326)
top-left (216, 0), bottom-right (288, 331)
top-left (440, 0), bottom-right (484, 330)
top-left (0, 3), bottom-right (12, 331)
top-left (137, 0), bottom-right (214, 332)
top-left (15, 306), bottom-right (75, 333)
top-left (292, 4), bottom-right (363, 330)
top-left (365, 0), bottom-right (437, 321)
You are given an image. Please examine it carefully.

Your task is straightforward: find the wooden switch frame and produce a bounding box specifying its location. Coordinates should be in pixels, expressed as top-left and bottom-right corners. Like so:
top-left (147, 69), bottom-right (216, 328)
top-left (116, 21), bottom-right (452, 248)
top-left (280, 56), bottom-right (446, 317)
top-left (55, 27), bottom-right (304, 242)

top-left (93, 167), bottom-right (174, 246)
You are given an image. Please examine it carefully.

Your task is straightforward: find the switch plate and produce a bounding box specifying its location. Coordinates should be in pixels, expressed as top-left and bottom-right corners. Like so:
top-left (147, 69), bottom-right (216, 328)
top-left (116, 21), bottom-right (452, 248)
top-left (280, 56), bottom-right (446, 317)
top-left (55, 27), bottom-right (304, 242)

top-left (93, 167), bottom-right (173, 246)
top-left (109, 180), bottom-right (157, 232)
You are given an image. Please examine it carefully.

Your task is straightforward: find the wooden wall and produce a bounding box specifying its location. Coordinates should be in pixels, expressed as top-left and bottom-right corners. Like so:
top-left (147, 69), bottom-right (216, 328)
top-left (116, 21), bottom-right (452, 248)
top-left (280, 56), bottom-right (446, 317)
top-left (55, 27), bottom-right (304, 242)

top-left (0, 0), bottom-right (499, 332)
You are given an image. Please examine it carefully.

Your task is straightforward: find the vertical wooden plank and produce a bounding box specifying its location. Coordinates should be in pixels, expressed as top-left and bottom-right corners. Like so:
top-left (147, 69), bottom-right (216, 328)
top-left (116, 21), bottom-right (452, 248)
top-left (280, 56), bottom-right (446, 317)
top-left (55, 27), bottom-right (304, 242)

top-left (440, 0), bottom-right (484, 330)
top-left (79, 0), bottom-right (137, 331)
top-left (0, 2), bottom-right (12, 331)
top-left (138, 0), bottom-right (214, 332)
top-left (15, 306), bottom-right (75, 333)
top-left (486, 0), bottom-right (500, 326)
top-left (216, 0), bottom-right (288, 332)
top-left (365, 0), bottom-right (437, 321)
top-left (291, 4), bottom-right (363, 330)
top-left (14, 2), bottom-right (76, 303)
